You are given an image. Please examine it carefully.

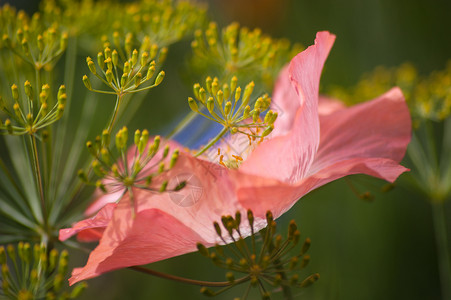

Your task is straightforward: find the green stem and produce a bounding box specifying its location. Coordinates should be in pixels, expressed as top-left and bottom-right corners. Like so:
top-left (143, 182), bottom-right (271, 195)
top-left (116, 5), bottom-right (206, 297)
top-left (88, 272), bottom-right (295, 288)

top-left (431, 201), bottom-right (451, 300)
top-left (129, 266), bottom-right (246, 287)
top-left (30, 134), bottom-right (46, 223)
top-left (107, 94), bottom-right (123, 133)
top-left (194, 127), bottom-right (228, 157)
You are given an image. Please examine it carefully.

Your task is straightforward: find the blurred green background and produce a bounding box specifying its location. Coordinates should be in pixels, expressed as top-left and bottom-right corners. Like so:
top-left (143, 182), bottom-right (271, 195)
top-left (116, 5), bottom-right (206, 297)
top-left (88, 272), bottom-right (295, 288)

top-left (4, 0), bottom-right (451, 299)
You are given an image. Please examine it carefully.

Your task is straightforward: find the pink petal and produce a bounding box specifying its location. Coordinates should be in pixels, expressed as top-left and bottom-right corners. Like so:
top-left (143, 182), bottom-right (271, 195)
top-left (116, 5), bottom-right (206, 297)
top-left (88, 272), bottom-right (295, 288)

top-left (59, 203), bottom-right (116, 242)
top-left (235, 87), bottom-right (411, 217)
top-left (270, 66), bottom-right (298, 135)
top-left (65, 31), bottom-right (412, 285)
top-left (241, 31), bottom-right (336, 182)
top-left (69, 202), bottom-right (206, 285)
top-left (68, 153), bottom-right (249, 284)
top-left (309, 87), bottom-right (411, 176)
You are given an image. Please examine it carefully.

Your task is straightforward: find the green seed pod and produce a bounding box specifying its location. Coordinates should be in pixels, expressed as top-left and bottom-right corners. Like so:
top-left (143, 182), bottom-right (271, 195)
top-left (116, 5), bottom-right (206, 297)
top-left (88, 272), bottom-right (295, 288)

top-left (230, 76), bottom-right (238, 92)
top-left (169, 149), bottom-right (179, 168)
top-left (217, 90), bottom-right (224, 105)
top-left (224, 101), bottom-right (232, 116)
top-left (199, 88), bottom-right (206, 103)
top-left (134, 130), bottom-right (141, 146)
top-left (121, 73), bottom-right (128, 87)
top-left (11, 84), bottom-right (19, 100)
top-left (88, 59), bottom-right (96, 74)
top-left (60, 32), bottom-right (68, 51)
top-left (205, 76), bottom-right (212, 94)
top-left (242, 81), bottom-right (255, 106)
top-left (104, 47), bottom-right (112, 59)
top-left (193, 83), bottom-right (201, 101)
top-left (146, 65), bottom-right (156, 80)
top-left (102, 129), bottom-right (110, 147)
top-left (155, 71), bottom-right (165, 85)
top-left (138, 129), bottom-right (149, 154)
top-left (106, 69), bottom-right (113, 84)
top-left (159, 180), bottom-right (168, 192)
top-left (82, 75), bottom-right (92, 90)
top-left (207, 97), bottom-right (214, 114)
top-left (123, 61), bottom-right (130, 74)
top-left (97, 52), bottom-right (105, 70)
top-left (211, 80), bottom-right (219, 96)
top-left (141, 51), bottom-right (149, 66)
top-left (131, 49), bottom-right (139, 66)
top-left (188, 97), bottom-right (199, 112)
top-left (196, 243), bottom-right (209, 257)
top-left (24, 81), bottom-right (33, 99)
top-left (0, 246), bottom-right (6, 264)
top-left (135, 72), bottom-right (142, 87)
top-left (105, 57), bottom-right (113, 71)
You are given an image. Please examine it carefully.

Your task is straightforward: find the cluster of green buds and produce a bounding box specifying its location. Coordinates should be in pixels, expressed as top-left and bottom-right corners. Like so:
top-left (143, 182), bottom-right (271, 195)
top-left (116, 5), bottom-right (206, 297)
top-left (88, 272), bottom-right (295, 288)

top-left (0, 243), bottom-right (86, 300)
top-left (0, 4), bottom-right (67, 71)
top-left (79, 127), bottom-right (182, 208)
top-left (197, 210), bottom-right (319, 299)
top-left (82, 32), bottom-right (166, 96)
top-left (126, 0), bottom-right (207, 47)
top-left (189, 76), bottom-right (277, 156)
top-left (0, 82), bottom-right (65, 135)
top-left (329, 62), bottom-right (451, 122)
top-left (191, 22), bottom-right (303, 87)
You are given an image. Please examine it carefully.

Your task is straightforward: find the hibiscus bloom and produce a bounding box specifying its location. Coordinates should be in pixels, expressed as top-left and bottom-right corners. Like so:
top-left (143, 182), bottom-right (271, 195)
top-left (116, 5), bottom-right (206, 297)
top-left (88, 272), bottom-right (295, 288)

top-left (60, 31), bottom-right (411, 285)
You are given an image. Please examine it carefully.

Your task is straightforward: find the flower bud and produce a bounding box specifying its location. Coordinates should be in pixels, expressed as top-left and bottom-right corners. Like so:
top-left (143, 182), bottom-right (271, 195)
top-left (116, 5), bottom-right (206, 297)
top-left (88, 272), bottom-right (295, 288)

top-left (105, 69), bottom-right (113, 84)
top-left (169, 149), bottom-right (179, 168)
top-left (155, 71), bottom-right (165, 85)
top-left (135, 72), bottom-right (142, 87)
top-left (224, 101), bottom-right (232, 116)
top-left (97, 52), bottom-right (105, 70)
top-left (24, 81), bottom-right (33, 99)
top-left (11, 84), bottom-right (19, 100)
top-left (230, 76), bottom-right (237, 92)
top-left (188, 97), bottom-right (198, 112)
top-left (141, 51), bottom-right (149, 66)
top-left (88, 59), bottom-right (96, 74)
top-left (146, 65), bottom-right (156, 80)
top-left (104, 47), bottom-right (112, 59)
top-left (82, 75), bottom-right (92, 90)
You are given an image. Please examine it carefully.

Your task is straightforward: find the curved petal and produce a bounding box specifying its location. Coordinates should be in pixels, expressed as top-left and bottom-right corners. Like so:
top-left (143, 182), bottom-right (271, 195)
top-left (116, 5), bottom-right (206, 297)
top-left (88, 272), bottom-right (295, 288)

top-left (240, 31), bottom-right (336, 183)
top-left (270, 66), bottom-right (298, 135)
top-left (309, 87), bottom-right (411, 175)
top-left (68, 153), bottom-right (246, 284)
top-left (235, 87), bottom-right (411, 217)
top-left (69, 204), bottom-right (207, 284)
top-left (59, 203), bottom-right (116, 242)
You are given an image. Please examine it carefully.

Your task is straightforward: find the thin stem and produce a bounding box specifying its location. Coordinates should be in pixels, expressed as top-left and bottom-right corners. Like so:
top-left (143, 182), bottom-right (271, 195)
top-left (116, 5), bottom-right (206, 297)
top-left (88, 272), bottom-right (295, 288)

top-left (129, 266), bottom-right (245, 287)
top-left (107, 94), bottom-right (123, 133)
top-left (30, 134), bottom-right (46, 223)
top-left (431, 201), bottom-right (451, 300)
top-left (194, 127), bottom-right (228, 157)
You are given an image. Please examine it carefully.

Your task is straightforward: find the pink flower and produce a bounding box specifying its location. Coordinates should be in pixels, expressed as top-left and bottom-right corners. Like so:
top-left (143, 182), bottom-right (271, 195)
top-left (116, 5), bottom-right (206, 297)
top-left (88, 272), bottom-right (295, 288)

top-left (60, 31), bottom-right (411, 285)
